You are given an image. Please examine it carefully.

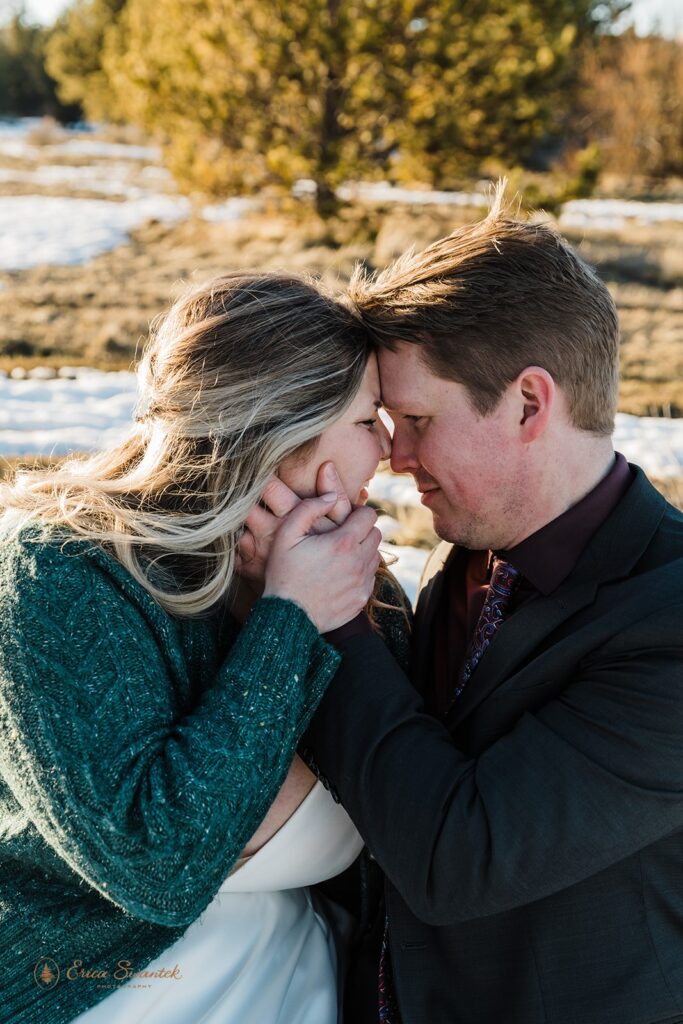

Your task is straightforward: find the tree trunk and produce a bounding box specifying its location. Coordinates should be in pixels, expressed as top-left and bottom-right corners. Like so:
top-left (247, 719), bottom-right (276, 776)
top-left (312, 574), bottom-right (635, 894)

top-left (316, 0), bottom-right (343, 218)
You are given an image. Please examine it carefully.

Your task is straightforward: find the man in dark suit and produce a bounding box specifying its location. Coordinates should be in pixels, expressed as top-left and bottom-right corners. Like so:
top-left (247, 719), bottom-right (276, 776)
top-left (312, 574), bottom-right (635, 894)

top-left (253, 200), bottom-right (683, 1023)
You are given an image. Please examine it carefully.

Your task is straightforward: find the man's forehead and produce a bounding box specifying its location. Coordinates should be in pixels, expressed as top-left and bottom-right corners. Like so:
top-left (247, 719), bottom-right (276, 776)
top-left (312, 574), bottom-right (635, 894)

top-left (378, 342), bottom-right (432, 408)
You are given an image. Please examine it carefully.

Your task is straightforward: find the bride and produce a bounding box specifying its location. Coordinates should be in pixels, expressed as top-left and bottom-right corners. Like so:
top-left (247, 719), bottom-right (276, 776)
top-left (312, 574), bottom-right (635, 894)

top-left (0, 272), bottom-right (410, 1024)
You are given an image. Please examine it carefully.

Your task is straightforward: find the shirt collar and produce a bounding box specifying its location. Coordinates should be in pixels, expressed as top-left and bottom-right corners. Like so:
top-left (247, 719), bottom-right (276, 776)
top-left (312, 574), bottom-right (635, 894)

top-left (498, 451), bottom-right (634, 596)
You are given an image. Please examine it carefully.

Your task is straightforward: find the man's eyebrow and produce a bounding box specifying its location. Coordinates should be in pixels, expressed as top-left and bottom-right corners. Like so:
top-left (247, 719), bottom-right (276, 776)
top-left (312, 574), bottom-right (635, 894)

top-left (383, 404), bottom-right (428, 417)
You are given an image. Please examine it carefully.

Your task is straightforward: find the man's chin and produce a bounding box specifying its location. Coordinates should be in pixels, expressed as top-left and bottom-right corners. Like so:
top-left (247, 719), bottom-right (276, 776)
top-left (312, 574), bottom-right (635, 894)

top-left (430, 509), bottom-right (478, 549)
top-left (417, 488), bottom-right (480, 548)
top-left (428, 507), bottom-right (452, 541)
top-left (432, 518), bottom-right (457, 544)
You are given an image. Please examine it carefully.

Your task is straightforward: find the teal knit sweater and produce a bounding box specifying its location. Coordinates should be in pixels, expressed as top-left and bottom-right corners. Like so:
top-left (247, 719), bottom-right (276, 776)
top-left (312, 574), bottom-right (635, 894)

top-left (0, 522), bottom-right (342, 1024)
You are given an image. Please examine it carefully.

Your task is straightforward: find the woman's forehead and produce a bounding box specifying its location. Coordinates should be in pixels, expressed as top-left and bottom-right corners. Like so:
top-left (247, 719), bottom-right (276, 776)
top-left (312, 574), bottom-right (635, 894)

top-left (358, 354), bottom-right (381, 401)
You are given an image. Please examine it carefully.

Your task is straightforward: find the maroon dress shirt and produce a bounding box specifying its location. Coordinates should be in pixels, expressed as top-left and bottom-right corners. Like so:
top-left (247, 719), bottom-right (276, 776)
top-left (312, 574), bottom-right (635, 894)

top-left (431, 452), bottom-right (634, 716)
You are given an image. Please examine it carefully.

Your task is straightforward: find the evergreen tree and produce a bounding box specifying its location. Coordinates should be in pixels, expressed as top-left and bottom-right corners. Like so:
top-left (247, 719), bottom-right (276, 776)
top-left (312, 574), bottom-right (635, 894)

top-left (50, 0), bottom-right (629, 211)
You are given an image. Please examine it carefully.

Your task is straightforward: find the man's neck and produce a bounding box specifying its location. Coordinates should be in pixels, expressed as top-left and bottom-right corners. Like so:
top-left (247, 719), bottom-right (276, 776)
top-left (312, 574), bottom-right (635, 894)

top-left (503, 442), bottom-right (616, 550)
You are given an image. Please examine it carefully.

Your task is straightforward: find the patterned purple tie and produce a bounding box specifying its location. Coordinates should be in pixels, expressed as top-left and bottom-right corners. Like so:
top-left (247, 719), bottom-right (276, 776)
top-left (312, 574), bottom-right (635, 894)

top-left (453, 557), bottom-right (521, 700)
top-left (379, 922), bottom-right (401, 1022)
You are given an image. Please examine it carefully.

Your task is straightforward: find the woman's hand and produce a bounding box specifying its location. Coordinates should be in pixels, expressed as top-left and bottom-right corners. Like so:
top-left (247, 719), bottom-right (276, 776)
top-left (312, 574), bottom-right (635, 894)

top-left (263, 496), bottom-right (381, 633)
top-left (236, 462), bottom-right (352, 587)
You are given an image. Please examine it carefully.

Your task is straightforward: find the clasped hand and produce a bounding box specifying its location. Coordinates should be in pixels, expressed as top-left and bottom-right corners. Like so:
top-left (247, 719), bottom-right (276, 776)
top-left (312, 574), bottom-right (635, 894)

top-left (237, 462), bottom-right (382, 633)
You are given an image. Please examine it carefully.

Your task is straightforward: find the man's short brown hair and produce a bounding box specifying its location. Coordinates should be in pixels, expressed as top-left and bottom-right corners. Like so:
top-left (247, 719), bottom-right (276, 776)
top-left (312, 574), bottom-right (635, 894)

top-left (349, 197), bottom-right (620, 436)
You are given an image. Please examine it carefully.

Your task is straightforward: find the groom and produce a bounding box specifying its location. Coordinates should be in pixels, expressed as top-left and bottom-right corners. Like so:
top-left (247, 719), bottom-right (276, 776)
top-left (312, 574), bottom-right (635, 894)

top-left (253, 203), bottom-right (683, 1023)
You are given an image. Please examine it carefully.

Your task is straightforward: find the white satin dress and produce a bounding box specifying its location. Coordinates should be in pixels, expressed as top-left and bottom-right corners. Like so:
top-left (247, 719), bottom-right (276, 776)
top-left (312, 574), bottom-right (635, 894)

top-left (72, 781), bottom-right (363, 1024)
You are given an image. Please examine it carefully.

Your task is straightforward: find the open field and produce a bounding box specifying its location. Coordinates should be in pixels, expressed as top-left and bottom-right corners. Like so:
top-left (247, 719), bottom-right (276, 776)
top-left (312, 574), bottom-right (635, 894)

top-left (1, 120), bottom-right (681, 417)
top-left (1, 205), bottom-right (681, 417)
top-left (0, 121), bottom-right (681, 539)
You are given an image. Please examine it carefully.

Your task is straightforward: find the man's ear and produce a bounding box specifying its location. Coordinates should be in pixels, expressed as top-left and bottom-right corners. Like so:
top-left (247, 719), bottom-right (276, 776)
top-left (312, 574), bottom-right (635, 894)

top-left (515, 367), bottom-right (556, 442)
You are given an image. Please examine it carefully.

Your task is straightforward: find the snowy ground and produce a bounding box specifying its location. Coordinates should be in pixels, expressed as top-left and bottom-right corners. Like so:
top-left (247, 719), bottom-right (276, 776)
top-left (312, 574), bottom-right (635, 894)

top-left (0, 195), bottom-right (192, 270)
top-left (0, 119), bottom-right (260, 270)
top-left (379, 543), bottom-right (430, 604)
top-left (0, 160), bottom-right (173, 199)
top-left (0, 368), bottom-right (140, 457)
top-left (560, 198), bottom-right (683, 231)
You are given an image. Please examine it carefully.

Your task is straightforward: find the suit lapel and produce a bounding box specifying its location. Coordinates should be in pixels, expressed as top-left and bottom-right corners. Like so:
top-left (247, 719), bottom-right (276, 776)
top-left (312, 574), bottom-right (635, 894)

top-left (414, 465), bottom-right (667, 731)
top-left (444, 578), bottom-right (597, 729)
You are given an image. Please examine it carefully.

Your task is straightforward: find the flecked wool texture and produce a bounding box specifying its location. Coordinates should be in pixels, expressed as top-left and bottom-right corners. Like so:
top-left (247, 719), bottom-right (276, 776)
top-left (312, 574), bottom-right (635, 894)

top-left (0, 521), bottom-right (343, 1024)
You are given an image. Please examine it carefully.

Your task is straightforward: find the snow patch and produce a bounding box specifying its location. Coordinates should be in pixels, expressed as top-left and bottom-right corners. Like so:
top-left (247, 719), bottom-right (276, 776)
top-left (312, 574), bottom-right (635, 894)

top-left (0, 195), bottom-right (191, 271)
top-left (560, 198), bottom-right (683, 230)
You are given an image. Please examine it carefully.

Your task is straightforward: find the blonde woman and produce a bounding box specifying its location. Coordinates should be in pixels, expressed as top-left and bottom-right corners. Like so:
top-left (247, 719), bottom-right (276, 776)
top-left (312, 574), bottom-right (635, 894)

top-left (0, 273), bottom-right (409, 1024)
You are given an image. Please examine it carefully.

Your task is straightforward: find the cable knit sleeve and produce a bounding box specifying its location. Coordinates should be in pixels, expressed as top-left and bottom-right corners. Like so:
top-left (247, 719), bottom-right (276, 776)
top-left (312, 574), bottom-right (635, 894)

top-left (0, 530), bottom-right (340, 927)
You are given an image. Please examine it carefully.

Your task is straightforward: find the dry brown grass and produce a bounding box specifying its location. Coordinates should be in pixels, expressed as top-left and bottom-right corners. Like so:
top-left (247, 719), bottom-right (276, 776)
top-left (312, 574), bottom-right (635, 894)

top-left (651, 476), bottom-right (683, 511)
top-left (372, 503), bottom-right (439, 550)
top-left (0, 212), bottom-right (373, 371)
top-left (571, 225), bottom-right (683, 417)
top-left (0, 454), bottom-right (61, 480)
top-left (24, 118), bottom-right (67, 147)
top-left (0, 204), bottom-right (681, 416)
top-left (576, 34), bottom-right (683, 181)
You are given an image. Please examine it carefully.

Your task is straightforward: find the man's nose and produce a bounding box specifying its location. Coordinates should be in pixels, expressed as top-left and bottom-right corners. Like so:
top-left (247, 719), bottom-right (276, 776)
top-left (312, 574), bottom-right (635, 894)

top-left (390, 426), bottom-right (420, 475)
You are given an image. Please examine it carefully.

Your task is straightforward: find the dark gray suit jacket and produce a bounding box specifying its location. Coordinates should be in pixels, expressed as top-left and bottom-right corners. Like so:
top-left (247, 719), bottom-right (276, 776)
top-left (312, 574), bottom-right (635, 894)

top-left (304, 466), bottom-right (683, 1024)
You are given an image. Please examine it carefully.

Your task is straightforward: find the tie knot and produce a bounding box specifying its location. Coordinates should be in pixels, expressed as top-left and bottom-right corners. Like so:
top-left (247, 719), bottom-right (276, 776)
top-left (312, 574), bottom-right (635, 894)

top-left (490, 558), bottom-right (521, 596)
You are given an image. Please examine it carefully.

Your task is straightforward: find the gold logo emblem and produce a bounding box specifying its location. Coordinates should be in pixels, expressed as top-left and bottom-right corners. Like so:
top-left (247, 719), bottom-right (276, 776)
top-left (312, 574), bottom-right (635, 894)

top-left (34, 957), bottom-right (60, 990)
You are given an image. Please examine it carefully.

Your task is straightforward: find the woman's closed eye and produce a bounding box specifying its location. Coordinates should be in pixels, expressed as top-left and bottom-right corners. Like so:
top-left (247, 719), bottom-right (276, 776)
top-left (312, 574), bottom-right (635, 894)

top-left (358, 417), bottom-right (380, 429)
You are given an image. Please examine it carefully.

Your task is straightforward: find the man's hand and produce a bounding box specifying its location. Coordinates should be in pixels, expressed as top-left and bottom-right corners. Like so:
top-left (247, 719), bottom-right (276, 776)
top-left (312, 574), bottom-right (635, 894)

top-left (236, 462), bottom-right (352, 587)
top-left (263, 497), bottom-right (381, 632)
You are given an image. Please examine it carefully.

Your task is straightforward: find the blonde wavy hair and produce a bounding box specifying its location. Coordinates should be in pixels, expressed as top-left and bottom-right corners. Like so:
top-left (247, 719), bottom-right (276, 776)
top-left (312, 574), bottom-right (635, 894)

top-left (1, 271), bottom-right (401, 622)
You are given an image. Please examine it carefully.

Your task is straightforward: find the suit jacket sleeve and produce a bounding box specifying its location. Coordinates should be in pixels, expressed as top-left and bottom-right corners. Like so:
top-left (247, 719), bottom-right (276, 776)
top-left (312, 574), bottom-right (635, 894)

top-left (302, 602), bottom-right (683, 926)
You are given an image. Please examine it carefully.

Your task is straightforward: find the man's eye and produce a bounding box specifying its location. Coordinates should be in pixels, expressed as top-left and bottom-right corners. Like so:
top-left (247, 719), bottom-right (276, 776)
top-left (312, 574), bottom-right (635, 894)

top-left (403, 415), bottom-right (425, 425)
